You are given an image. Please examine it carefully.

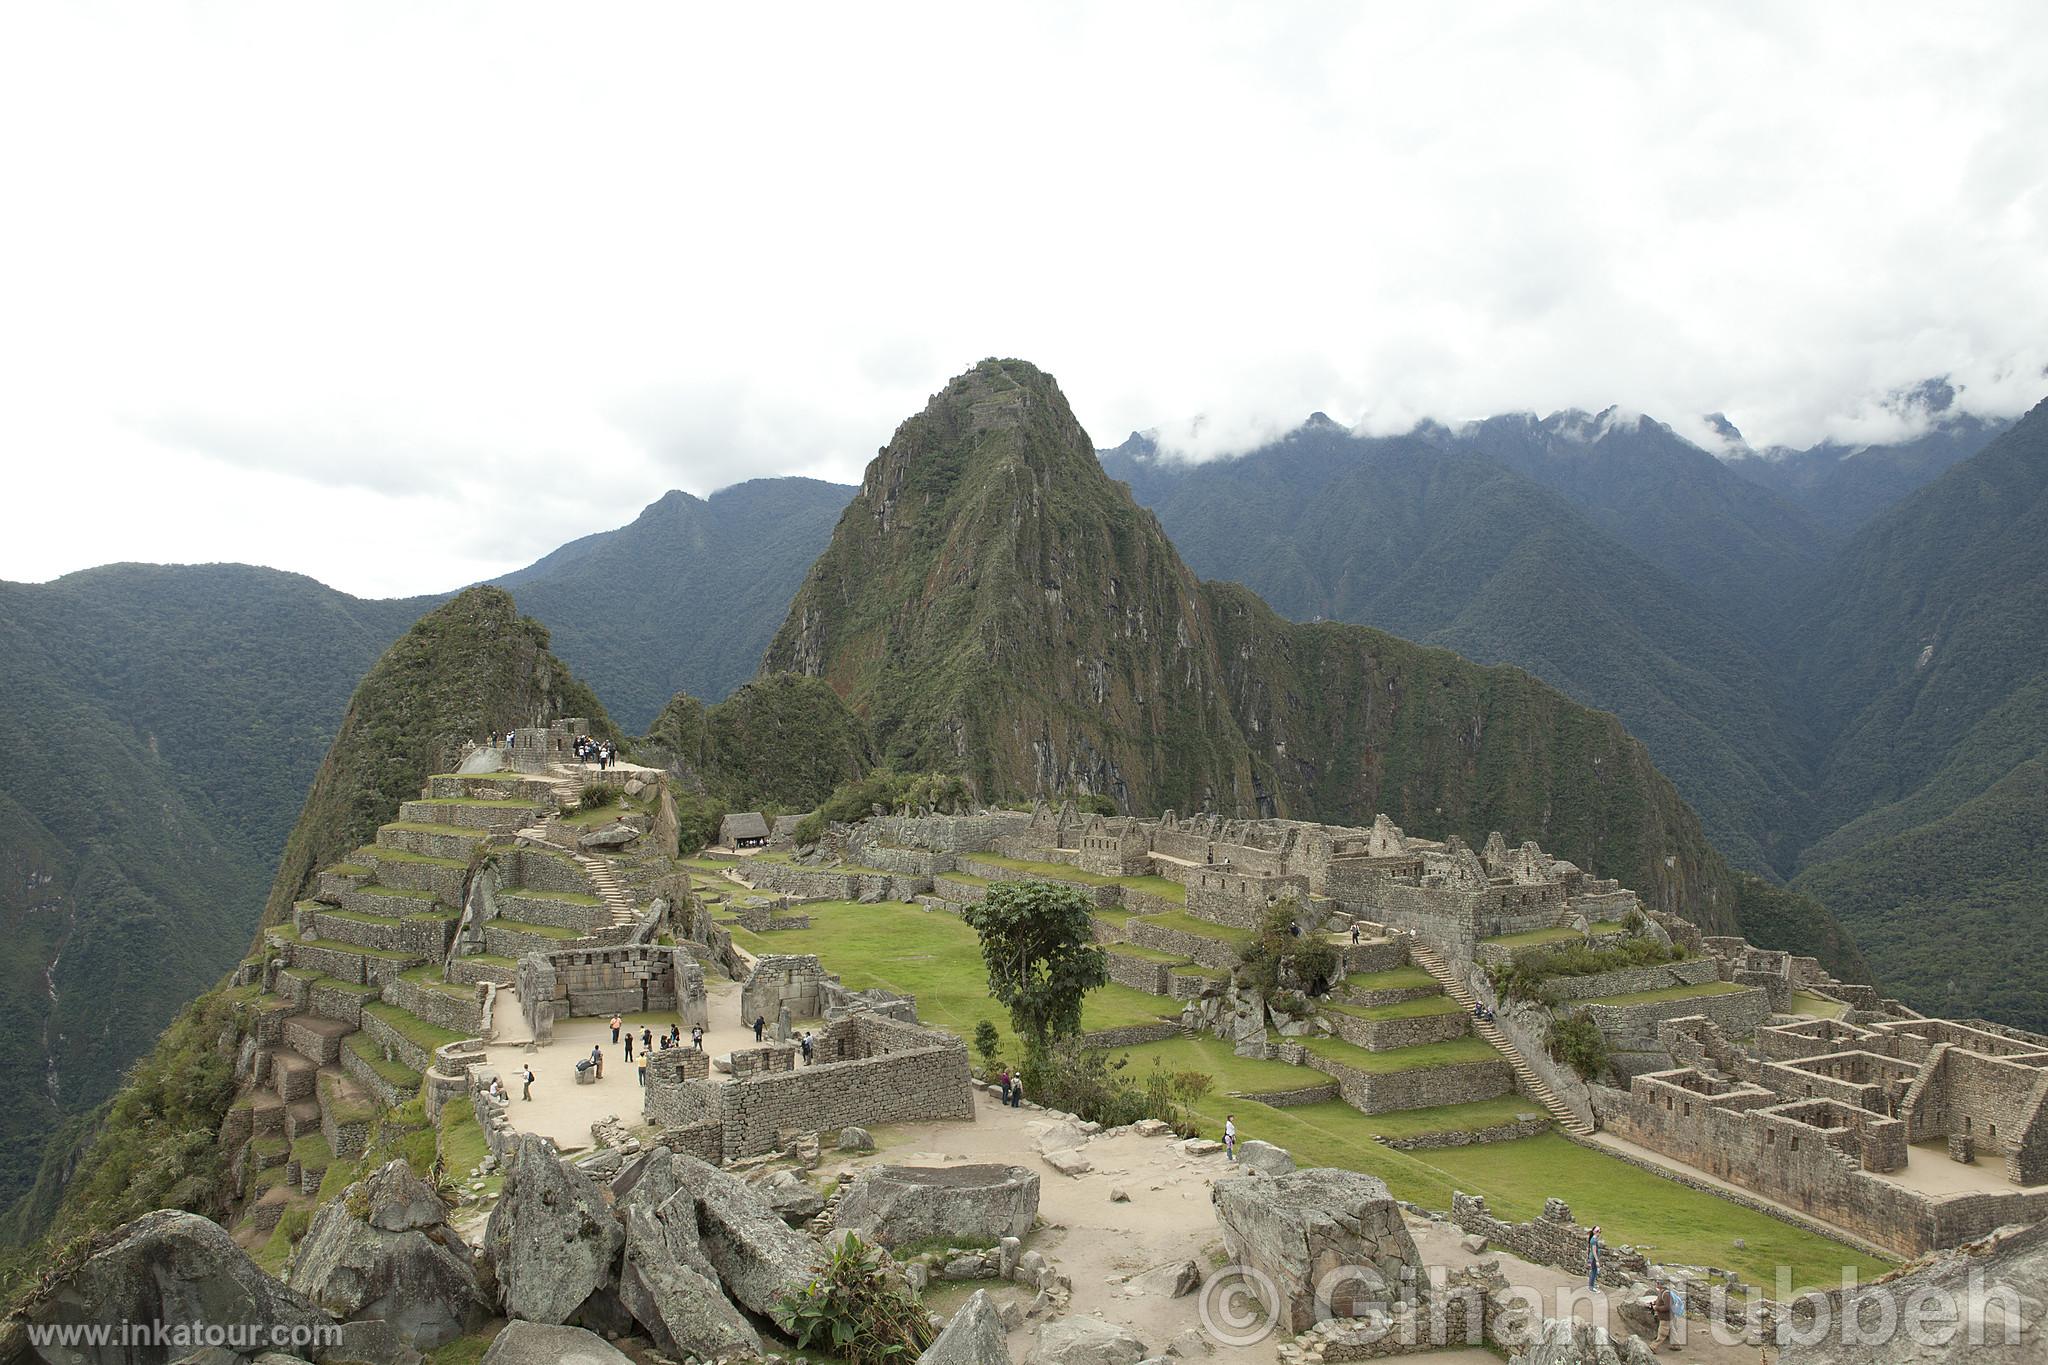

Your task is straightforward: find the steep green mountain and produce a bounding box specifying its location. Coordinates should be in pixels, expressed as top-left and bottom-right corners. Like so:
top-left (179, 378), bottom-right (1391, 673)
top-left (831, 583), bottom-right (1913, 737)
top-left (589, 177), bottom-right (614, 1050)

top-left (765, 359), bottom-right (1854, 961)
top-left (0, 567), bottom-right (426, 1220)
top-left (494, 478), bottom-right (854, 730)
top-left (1100, 425), bottom-right (1813, 876)
top-left (1725, 414), bottom-right (2008, 538)
top-left (1783, 400), bottom-right (2048, 1026)
top-left (261, 586), bottom-right (613, 926)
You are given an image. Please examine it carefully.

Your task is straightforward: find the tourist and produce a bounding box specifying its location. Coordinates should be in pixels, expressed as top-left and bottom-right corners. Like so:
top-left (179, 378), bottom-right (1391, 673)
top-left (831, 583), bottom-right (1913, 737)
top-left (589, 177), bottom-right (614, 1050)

top-left (624, 1031), bottom-right (634, 1062)
top-left (1585, 1226), bottom-right (1603, 1290)
top-left (1667, 1279), bottom-right (1685, 1350)
top-left (997, 1066), bottom-right (1013, 1105)
top-left (1224, 1114), bottom-right (1238, 1162)
top-left (1007, 1074), bottom-right (1022, 1108)
top-left (637, 1051), bottom-right (649, 1087)
top-left (1651, 1281), bottom-right (1676, 1352)
top-left (591, 1044), bottom-right (604, 1079)
top-left (691, 1025), bottom-right (703, 1051)
top-left (1350, 924), bottom-right (1361, 945)
top-left (753, 1014), bottom-right (766, 1043)
top-left (642, 1026), bottom-right (653, 1054)
top-left (521, 1064), bottom-right (534, 1101)
top-left (801, 1031), bottom-right (814, 1065)
top-left (609, 1013), bottom-right (622, 1044)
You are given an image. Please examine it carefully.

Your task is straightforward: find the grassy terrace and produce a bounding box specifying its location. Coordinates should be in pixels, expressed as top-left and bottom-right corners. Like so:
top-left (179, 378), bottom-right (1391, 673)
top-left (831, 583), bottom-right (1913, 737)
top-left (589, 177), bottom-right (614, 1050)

top-left (1578, 980), bottom-right (1750, 1007)
top-left (344, 1032), bottom-right (423, 1090)
top-left (273, 925), bottom-right (424, 961)
top-left (1321, 995), bottom-right (1463, 1021)
top-left (1340, 966), bottom-right (1436, 993)
top-left (488, 918), bottom-right (584, 940)
top-left (1107, 943), bottom-right (1194, 965)
top-left (400, 965), bottom-right (479, 999)
top-left (364, 846), bottom-right (469, 869)
top-left (503, 887), bottom-right (602, 906)
top-left (363, 1001), bottom-right (466, 1052)
top-left (1133, 909), bottom-right (1253, 946)
top-left (781, 883), bottom-right (1890, 1293)
top-left (326, 863), bottom-right (371, 879)
top-left (1299, 1034), bottom-right (1501, 1072)
top-left (383, 821), bottom-right (484, 838)
top-left (1118, 875), bottom-right (1186, 902)
top-left (355, 883), bottom-right (441, 903)
top-left (424, 797), bottom-right (538, 809)
top-left (1789, 990), bottom-right (1848, 1019)
top-left (1482, 921), bottom-right (1631, 949)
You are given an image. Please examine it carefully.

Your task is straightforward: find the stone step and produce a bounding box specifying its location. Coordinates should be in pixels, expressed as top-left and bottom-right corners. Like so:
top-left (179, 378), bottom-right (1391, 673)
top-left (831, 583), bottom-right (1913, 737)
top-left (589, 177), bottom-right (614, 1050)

top-left (1411, 943), bottom-right (1593, 1136)
top-left (271, 1051), bottom-right (318, 1103)
top-left (283, 1014), bottom-right (355, 1067)
top-left (285, 1099), bottom-right (324, 1140)
top-left (377, 822), bottom-right (490, 860)
top-left (247, 1091), bottom-right (287, 1138)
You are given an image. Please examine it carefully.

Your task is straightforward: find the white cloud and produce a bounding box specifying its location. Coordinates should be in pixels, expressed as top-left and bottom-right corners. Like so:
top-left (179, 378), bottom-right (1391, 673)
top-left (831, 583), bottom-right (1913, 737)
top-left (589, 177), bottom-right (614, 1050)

top-left (0, 1), bottom-right (2043, 595)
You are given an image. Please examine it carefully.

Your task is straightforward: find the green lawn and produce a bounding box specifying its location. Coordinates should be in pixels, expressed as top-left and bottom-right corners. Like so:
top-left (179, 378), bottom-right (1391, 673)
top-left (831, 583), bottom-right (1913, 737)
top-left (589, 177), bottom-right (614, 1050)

top-left (1322, 995), bottom-right (1463, 1021)
top-left (1117, 875), bottom-right (1186, 902)
top-left (1578, 981), bottom-right (1751, 1007)
top-left (399, 965), bottom-right (479, 999)
top-left (1788, 991), bottom-right (1847, 1019)
top-left (1340, 966), bottom-right (1436, 993)
top-left (365, 846), bottom-right (468, 869)
top-left (744, 900), bottom-right (1173, 1057)
top-left (488, 917), bottom-right (584, 940)
top-left (1483, 922), bottom-right (1630, 949)
top-left (1299, 1034), bottom-right (1501, 1072)
top-left (344, 1032), bottom-right (422, 1092)
top-left (363, 1002), bottom-right (466, 1052)
top-left (1108, 943), bottom-right (1194, 965)
top-left (382, 821), bottom-right (483, 839)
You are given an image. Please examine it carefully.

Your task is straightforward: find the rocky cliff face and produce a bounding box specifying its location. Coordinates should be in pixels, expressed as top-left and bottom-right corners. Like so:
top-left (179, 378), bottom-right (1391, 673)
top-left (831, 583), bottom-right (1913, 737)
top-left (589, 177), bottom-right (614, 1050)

top-left (765, 359), bottom-right (1778, 931)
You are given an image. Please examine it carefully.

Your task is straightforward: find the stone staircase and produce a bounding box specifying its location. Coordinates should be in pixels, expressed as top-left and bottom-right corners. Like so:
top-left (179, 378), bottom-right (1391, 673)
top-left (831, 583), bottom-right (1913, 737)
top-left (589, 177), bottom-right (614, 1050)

top-left (1410, 942), bottom-right (1594, 1136)
top-left (577, 852), bottom-right (639, 927)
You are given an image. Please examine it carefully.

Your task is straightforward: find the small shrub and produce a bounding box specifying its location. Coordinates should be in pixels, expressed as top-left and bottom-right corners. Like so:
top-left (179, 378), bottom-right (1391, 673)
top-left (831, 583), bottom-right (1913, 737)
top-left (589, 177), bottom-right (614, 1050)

top-left (277, 1206), bottom-right (312, 1244)
top-left (1549, 1011), bottom-right (1609, 1080)
top-left (578, 781), bottom-right (616, 811)
top-left (1071, 792), bottom-right (1118, 816)
top-left (1237, 903), bottom-right (1338, 998)
top-left (973, 1020), bottom-right (1003, 1072)
top-left (778, 1233), bottom-right (934, 1365)
top-left (1030, 1042), bottom-right (1210, 1134)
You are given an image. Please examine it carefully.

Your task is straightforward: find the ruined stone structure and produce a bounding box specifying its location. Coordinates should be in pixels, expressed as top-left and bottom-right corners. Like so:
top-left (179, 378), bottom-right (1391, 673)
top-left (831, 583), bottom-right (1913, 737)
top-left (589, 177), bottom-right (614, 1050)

top-left (515, 943), bottom-right (707, 1041)
top-left (644, 1011), bottom-right (973, 1161)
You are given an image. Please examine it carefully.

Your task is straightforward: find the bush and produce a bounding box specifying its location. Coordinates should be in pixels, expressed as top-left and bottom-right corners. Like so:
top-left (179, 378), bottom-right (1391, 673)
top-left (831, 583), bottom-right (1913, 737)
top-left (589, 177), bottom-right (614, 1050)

top-left (778, 1233), bottom-right (934, 1365)
top-left (1549, 1011), bottom-right (1609, 1080)
top-left (1072, 792), bottom-right (1118, 816)
top-left (1487, 935), bottom-right (1687, 1003)
top-left (973, 1020), bottom-right (1003, 1073)
top-left (670, 787), bottom-right (725, 855)
top-left (791, 769), bottom-right (972, 846)
top-left (1029, 1041), bottom-right (1211, 1133)
top-left (1237, 903), bottom-right (1338, 997)
top-left (578, 781), bottom-right (616, 811)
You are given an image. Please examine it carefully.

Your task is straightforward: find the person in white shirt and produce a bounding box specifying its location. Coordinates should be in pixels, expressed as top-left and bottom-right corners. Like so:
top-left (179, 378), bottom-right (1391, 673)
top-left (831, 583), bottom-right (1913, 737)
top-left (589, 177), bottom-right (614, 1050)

top-left (1224, 1115), bottom-right (1238, 1162)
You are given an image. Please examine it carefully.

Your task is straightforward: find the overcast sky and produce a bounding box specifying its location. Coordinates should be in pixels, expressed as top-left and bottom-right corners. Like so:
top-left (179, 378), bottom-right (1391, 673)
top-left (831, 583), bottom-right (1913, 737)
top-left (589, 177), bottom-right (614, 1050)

top-left (3, 3), bottom-right (2045, 597)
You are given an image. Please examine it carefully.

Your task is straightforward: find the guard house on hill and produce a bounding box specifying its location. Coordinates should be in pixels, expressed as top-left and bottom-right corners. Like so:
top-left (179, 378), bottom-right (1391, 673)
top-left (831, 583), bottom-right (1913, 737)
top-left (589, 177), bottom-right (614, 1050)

top-left (721, 812), bottom-right (771, 849)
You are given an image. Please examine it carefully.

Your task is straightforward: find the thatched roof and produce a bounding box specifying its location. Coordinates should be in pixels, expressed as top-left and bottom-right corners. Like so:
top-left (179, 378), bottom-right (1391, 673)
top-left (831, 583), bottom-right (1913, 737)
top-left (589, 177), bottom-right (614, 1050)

top-left (720, 811), bottom-right (771, 843)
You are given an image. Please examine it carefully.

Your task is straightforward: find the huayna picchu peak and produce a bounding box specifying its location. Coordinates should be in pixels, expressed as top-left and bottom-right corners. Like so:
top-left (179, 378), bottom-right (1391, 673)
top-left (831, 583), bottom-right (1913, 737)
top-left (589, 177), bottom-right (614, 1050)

top-left (765, 359), bottom-right (1848, 964)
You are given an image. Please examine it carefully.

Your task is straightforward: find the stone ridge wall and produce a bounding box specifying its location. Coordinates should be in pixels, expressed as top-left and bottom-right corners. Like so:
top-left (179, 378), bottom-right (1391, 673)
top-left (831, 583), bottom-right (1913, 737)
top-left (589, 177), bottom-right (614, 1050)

top-left (1322, 1007), bottom-right (1471, 1053)
top-left (1169, 968), bottom-right (1228, 999)
top-left (1582, 987), bottom-right (1770, 1052)
top-left (845, 841), bottom-right (949, 876)
top-left (287, 938), bottom-right (419, 987)
top-left (1336, 939), bottom-right (1413, 976)
top-left (1611, 1081), bottom-right (2048, 1257)
top-left (865, 811), bottom-right (1032, 852)
top-left (1237, 1081), bottom-right (1340, 1108)
top-left (931, 877), bottom-right (990, 905)
top-left (747, 861), bottom-right (929, 902)
top-left (310, 909), bottom-right (456, 958)
top-left (1187, 869), bottom-right (1305, 929)
top-left (1122, 920), bottom-right (1240, 970)
top-left (1291, 1048), bottom-right (1513, 1113)
top-left (1539, 957), bottom-right (1720, 1003)
top-left (1449, 1193), bottom-right (1648, 1280)
top-left (955, 856), bottom-right (1120, 904)
top-left (308, 978), bottom-right (379, 1028)
top-left (1122, 889), bottom-right (1181, 917)
top-left (448, 956), bottom-right (517, 988)
top-left (341, 1043), bottom-right (415, 1108)
top-left (493, 891), bottom-right (606, 933)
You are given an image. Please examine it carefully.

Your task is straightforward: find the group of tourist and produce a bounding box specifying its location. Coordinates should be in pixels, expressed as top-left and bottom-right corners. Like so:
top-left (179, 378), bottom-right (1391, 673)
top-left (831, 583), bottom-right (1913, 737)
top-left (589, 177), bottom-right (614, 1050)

top-left (995, 1067), bottom-right (1023, 1107)
top-left (1470, 1001), bottom-right (1496, 1023)
top-left (574, 734), bottom-right (617, 769)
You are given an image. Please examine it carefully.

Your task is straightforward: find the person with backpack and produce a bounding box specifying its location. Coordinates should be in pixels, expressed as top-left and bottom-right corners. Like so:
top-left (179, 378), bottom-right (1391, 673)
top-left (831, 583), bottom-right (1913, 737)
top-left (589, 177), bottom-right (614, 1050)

top-left (520, 1064), bottom-right (535, 1101)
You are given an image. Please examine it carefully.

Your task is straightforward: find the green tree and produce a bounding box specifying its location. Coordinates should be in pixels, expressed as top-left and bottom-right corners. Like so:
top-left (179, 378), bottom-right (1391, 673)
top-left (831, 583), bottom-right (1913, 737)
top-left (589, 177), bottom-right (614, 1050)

top-left (963, 882), bottom-right (1108, 1075)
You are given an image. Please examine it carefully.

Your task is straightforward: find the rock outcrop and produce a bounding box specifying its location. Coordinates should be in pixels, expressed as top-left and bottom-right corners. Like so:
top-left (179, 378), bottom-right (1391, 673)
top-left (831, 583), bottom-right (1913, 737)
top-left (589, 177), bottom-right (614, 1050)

top-left (290, 1160), bottom-right (490, 1350)
top-left (1211, 1168), bottom-right (1423, 1332)
top-left (1026, 1315), bottom-right (1147, 1365)
top-left (18, 1211), bottom-right (336, 1364)
top-left (485, 1133), bottom-right (624, 1325)
top-left (670, 1151), bottom-right (823, 1324)
top-left (836, 1165), bottom-right (1040, 1249)
top-left (1780, 1220), bottom-right (2047, 1364)
top-left (918, 1287), bottom-right (1013, 1365)
top-left (617, 1203), bottom-right (763, 1361)
top-left (480, 1320), bottom-right (636, 1365)
top-left (1234, 1140), bottom-right (1295, 1176)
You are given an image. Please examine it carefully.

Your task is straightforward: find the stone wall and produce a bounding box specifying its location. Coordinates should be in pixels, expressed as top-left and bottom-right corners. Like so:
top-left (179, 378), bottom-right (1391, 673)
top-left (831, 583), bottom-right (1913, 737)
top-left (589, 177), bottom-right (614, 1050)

top-left (1379, 1115), bottom-right (1551, 1149)
top-left (740, 954), bottom-right (834, 1024)
top-left (1107, 949), bottom-right (1180, 995)
top-left (1187, 868), bottom-right (1306, 930)
top-left (1288, 1046), bottom-right (1512, 1113)
top-left (1080, 1022), bottom-right (1182, 1047)
top-left (531, 944), bottom-right (707, 1025)
top-left (1322, 1007), bottom-right (1471, 1053)
top-left (1538, 957), bottom-right (1720, 1003)
top-left (1121, 919), bottom-right (1240, 971)
top-left (1580, 986), bottom-right (1770, 1052)
top-left (746, 861), bottom-right (930, 902)
top-left (381, 973), bottom-right (485, 1036)
top-left (1449, 1194), bottom-right (1647, 1281)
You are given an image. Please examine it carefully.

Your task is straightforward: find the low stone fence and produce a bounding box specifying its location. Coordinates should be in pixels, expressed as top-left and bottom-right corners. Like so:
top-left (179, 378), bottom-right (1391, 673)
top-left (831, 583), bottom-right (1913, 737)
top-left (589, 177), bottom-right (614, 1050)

top-left (307, 978), bottom-right (379, 1028)
top-left (1336, 939), bottom-right (1413, 975)
top-left (493, 890), bottom-right (607, 934)
top-left (1450, 1193), bottom-right (1648, 1281)
top-left (1378, 1115), bottom-right (1551, 1149)
top-left (1122, 888), bottom-right (1182, 917)
top-left (956, 856), bottom-right (1120, 905)
top-left (1168, 966), bottom-right (1231, 999)
top-left (1539, 957), bottom-right (1720, 1003)
top-left (747, 861), bottom-right (930, 902)
top-left (1323, 1007), bottom-right (1471, 1053)
top-left (1238, 1081), bottom-right (1340, 1108)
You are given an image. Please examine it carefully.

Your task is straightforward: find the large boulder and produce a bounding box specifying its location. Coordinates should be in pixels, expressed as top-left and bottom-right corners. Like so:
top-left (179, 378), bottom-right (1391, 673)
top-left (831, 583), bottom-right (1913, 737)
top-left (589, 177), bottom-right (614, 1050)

top-left (669, 1151), bottom-right (824, 1323)
top-left (1780, 1220), bottom-right (2048, 1364)
top-left (18, 1210), bottom-right (336, 1365)
top-left (1507, 1315), bottom-right (1625, 1365)
top-left (1026, 1316), bottom-right (1147, 1365)
top-left (760, 1169), bottom-right (827, 1226)
top-left (836, 1165), bottom-right (1039, 1249)
top-left (485, 1133), bottom-right (624, 1325)
top-left (1235, 1140), bottom-right (1295, 1177)
top-left (617, 1203), bottom-right (762, 1361)
top-left (289, 1160), bottom-right (490, 1351)
top-left (919, 1287), bottom-right (1012, 1365)
top-left (1211, 1168), bottom-right (1422, 1332)
top-left (480, 1320), bottom-right (636, 1364)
